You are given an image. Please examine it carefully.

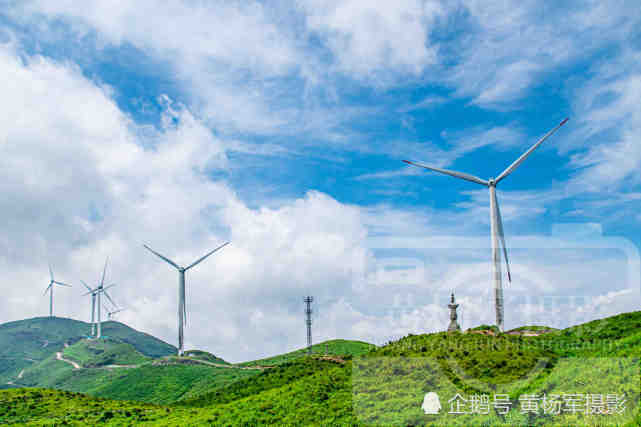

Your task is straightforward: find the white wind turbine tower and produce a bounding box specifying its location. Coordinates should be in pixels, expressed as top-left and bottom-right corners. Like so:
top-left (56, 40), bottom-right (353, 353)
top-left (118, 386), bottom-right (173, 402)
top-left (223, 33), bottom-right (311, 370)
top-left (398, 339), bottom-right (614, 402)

top-left (143, 242), bottom-right (230, 356)
top-left (43, 264), bottom-right (72, 317)
top-left (403, 118), bottom-right (568, 332)
top-left (81, 258), bottom-right (117, 338)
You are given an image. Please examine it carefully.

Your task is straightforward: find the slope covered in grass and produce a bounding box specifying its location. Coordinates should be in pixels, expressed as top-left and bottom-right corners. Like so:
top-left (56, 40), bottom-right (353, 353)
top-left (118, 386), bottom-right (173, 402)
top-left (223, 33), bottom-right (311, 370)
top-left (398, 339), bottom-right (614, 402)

top-left (3, 311), bottom-right (640, 425)
top-left (237, 339), bottom-right (375, 367)
top-left (0, 317), bottom-right (175, 384)
top-left (0, 388), bottom-right (203, 425)
top-left (16, 354), bottom-right (259, 404)
top-left (62, 338), bottom-right (150, 367)
top-left (183, 349), bottom-right (228, 365)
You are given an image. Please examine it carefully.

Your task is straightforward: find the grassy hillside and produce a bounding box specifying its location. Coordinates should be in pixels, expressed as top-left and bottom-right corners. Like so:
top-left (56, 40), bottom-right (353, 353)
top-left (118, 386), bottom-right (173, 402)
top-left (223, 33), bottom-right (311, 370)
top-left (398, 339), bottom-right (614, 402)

top-left (2, 311), bottom-right (639, 425)
top-left (237, 339), bottom-right (376, 367)
top-left (62, 338), bottom-right (150, 367)
top-left (0, 317), bottom-right (175, 384)
top-left (183, 349), bottom-right (228, 365)
top-left (16, 348), bottom-right (259, 404)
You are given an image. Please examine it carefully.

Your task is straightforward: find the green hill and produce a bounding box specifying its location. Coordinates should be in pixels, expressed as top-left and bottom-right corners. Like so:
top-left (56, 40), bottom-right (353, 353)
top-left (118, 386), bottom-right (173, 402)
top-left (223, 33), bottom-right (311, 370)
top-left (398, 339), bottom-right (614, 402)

top-left (237, 339), bottom-right (376, 367)
top-left (1, 311), bottom-right (639, 425)
top-left (62, 338), bottom-right (150, 367)
top-left (183, 349), bottom-right (229, 365)
top-left (0, 317), bottom-right (175, 385)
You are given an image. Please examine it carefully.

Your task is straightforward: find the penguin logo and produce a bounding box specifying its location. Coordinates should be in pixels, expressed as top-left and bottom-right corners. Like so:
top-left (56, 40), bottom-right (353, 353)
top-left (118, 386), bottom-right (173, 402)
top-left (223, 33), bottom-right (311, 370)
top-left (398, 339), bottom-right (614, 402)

top-left (421, 391), bottom-right (441, 414)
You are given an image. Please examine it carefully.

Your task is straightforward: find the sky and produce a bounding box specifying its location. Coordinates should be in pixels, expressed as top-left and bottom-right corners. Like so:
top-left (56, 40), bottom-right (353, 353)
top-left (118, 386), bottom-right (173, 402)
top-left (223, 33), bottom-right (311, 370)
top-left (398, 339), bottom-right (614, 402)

top-left (0, 0), bottom-right (640, 363)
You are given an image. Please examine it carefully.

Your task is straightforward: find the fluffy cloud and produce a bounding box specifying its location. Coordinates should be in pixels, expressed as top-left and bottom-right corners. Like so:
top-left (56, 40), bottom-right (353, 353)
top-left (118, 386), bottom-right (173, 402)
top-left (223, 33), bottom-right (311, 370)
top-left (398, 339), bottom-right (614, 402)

top-left (298, 0), bottom-right (443, 80)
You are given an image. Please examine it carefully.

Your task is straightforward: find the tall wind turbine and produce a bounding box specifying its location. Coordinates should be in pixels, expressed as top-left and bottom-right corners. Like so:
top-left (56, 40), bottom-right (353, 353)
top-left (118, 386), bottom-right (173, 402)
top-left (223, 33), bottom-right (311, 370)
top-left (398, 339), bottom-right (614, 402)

top-left (43, 264), bottom-right (72, 317)
top-left (81, 259), bottom-right (117, 338)
top-left (403, 118), bottom-right (568, 332)
top-left (143, 242), bottom-right (229, 355)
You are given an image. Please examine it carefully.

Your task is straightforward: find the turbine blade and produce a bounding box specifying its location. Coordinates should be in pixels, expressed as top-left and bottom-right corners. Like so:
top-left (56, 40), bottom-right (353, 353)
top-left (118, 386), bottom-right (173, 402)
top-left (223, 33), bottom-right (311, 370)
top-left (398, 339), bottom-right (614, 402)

top-left (49, 263), bottom-right (54, 281)
top-left (80, 280), bottom-right (93, 292)
top-left (143, 244), bottom-right (180, 269)
top-left (185, 242), bottom-right (230, 271)
top-left (82, 290), bottom-right (94, 296)
top-left (43, 283), bottom-right (52, 296)
top-left (103, 289), bottom-right (117, 308)
top-left (495, 118), bottom-right (568, 184)
top-left (493, 191), bottom-right (512, 283)
top-left (54, 281), bottom-right (72, 287)
top-left (402, 160), bottom-right (488, 186)
top-left (101, 257), bottom-right (109, 287)
top-left (183, 294), bottom-right (187, 326)
top-left (102, 283), bottom-right (116, 292)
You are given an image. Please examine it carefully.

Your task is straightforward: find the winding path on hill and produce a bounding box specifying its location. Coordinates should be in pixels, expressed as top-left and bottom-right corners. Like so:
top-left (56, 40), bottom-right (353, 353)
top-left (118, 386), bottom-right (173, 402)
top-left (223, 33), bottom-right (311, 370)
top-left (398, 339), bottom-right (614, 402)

top-left (5, 369), bottom-right (25, 386)
top-left (56, 352), bottom-right (81, 369)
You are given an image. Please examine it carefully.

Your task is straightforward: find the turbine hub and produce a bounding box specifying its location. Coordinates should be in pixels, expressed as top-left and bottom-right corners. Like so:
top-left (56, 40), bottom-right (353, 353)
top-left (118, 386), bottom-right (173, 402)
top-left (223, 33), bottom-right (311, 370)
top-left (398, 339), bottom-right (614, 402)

top-left (489, 178), bottom-right (496, 186)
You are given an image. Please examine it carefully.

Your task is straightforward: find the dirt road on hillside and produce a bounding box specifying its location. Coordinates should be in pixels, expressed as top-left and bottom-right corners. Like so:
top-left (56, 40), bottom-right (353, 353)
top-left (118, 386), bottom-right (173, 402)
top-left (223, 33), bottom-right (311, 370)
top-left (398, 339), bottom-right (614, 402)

top-left (56, 352), bottom-right (81, 369)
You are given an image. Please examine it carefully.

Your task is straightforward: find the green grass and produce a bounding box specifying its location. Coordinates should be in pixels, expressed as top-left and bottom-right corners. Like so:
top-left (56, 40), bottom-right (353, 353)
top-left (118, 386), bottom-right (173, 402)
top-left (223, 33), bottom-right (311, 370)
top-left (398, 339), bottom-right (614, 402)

top-left (85, 364), bottom-right (259, 404)
top-left (182, 349), bottom-right (228, 365)
top-left (0, 317), bottom-right (175, 384)
top-left (62, 338), bottom-right (150, 367)
top-left (180, 357), bottom-right (343, 407)
top-left (507, 325), bottom-right (558, 332)
top-left (0, 388), bottom-right (203, 425)
top-left (466, 324), bottom-right (501, 334)
top-left (237, 339), bottom-right (376, 367)
top-left (2, 311), bottom-right (640, 426)
top-left (16, 353), bottom-right (259, 404)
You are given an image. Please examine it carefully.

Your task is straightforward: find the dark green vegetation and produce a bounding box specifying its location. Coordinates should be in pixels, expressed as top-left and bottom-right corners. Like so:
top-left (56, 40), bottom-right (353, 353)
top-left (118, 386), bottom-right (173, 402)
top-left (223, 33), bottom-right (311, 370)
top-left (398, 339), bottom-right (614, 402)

top-left (1, 312), bottom-right (639, 426)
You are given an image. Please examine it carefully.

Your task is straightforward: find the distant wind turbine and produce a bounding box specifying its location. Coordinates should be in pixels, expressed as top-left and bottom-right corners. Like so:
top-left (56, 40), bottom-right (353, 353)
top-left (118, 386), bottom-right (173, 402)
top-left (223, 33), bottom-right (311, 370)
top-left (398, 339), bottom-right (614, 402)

top-left (43, 264), bottom-right (72, 317)
top-left (403, 118), bottom-right (568, 332)
top-left (105, 306), bottom-right (125, 320)
top-left (81, 258), bottom-right (117, 338)
top-left (143, 242), bottom-right (230, 355)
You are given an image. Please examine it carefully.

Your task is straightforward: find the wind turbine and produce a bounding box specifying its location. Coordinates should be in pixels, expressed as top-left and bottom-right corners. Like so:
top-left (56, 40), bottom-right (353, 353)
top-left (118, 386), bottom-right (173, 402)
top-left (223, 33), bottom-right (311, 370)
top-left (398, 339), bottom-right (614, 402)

top-left (81, 258), bottom-right (117, 338)
top-left (403, 118), bottom-right (568, 332)
top-left (43, 264), bottom-right (72, 317)
top-left (143, 242), bottom-right (229, 355)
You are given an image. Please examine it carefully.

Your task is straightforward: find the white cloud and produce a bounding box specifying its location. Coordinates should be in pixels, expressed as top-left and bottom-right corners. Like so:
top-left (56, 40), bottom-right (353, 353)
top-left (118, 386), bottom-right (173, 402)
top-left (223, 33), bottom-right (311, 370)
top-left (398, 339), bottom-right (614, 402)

top-left (565, 50), bottom-right (641, 192)
top-left (446, 0), bottom-right (636, 108)
top-left (298, 0), bottom-right (443, 81)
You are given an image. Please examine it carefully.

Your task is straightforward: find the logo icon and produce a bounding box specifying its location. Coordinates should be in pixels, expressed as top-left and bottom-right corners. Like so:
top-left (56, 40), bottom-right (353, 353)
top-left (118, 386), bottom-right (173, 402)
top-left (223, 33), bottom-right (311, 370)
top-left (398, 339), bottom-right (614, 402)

top-left (422, 391), bottom-right (441, 414)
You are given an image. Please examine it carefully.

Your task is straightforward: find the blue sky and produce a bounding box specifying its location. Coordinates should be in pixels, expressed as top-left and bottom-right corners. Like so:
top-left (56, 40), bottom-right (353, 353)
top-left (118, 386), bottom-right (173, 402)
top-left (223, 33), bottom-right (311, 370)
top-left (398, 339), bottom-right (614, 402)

top-left (0, 1), bottom-right (639, 361)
